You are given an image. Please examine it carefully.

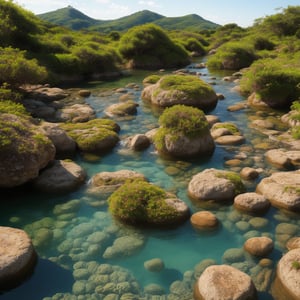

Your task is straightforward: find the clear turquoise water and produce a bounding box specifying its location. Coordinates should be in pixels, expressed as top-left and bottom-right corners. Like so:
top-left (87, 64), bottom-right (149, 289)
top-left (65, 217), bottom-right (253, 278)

top-left (1, 62), bottom-right (300, 300)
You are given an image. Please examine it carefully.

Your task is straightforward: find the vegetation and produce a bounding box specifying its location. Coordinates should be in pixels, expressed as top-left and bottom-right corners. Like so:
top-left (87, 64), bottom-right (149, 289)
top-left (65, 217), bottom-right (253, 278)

top-left (108, 179), bottom-right (180, 225)
top-left (38, 7), bottom-right (219, 32)
top-left (0, 100), bottom-right (29, 117)
top-left (119, 24), bottom-right (189, 69)
top-left (154, 105), bottom-right (209, 151)
top-left (216, 171), bottom-right (246, 195)
top-left (291, 261), bottom-right (300, 270)
top-left (212, 122), bottom-right (240, 135)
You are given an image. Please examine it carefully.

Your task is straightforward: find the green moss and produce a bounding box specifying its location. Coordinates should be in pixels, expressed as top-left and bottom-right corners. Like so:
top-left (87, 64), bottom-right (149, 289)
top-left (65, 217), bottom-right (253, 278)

top-left (291, 126), bottom-right (300, 140)
top-left (60, 118), bottom-right (119, 132)
top-left (291, 261), bottom-right (300, 270)
top-left (143, 74), bottom-right (161, 85)
top-left (216, 171), bottom-right (246, 195)
top-left (158, 74), bottom-right (215, 99)
top-left (212, 122), bottom-right (240, 135)
top-left (108, 179), bottom-right (179, 225)
top-left (0, 100), bottom-right (29, 117)
top-left (154, 105), bottom-right (209, 152)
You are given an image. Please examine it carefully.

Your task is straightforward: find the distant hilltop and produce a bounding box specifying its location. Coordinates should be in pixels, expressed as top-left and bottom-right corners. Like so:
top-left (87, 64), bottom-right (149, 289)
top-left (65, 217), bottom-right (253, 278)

top-left (37, 6), bottom-right (220, 32)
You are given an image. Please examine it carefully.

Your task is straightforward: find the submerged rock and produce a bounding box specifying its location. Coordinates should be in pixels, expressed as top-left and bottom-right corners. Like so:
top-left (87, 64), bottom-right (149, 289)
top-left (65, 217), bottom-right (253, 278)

top-left (234, 192), bottom-right (270, 214)
top-left (244, 237), bottom-right (274, 257)
top-left (190, 211), bottom-right (219, 230)
top-left (0, 226), bottom-right (37, 290)
top-left (194, 265), bottom-right (257, 300)
top-left (144, 258), bottom-right (165, 272)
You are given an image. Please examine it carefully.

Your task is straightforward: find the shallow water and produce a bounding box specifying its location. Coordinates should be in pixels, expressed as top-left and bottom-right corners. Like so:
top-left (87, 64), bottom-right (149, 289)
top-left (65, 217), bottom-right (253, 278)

top-left (1, 61), bottom-right (300, 300)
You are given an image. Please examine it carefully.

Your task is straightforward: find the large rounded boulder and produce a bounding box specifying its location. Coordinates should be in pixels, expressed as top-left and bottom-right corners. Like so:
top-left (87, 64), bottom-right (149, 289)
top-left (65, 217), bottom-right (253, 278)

top-left (153, 105), bottom-right (215, 158)
top-left (108, 179), bottom-right (190, 227)
top-left (256, 170), bottom-right (300, 212)
top-left (60, 118), bottom-right (120, 154)
top-left (188, 168), bottom-right (246, 202)
top-left (32, 160), bottom-right (87, 194)
top-left (0, 226), bottom-right (37, 290)
top-left (0, 114), bottom-right (55, 188)
top-left (272, 248), bottom-right (300, 300)
top-left (142, 74), bottom-right (218, 111)
top-left (194, 264), bottom-right (257, 300)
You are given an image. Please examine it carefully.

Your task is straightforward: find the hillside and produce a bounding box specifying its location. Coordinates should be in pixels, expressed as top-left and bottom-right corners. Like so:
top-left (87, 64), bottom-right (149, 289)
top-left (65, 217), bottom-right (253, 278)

top-left (38, 5), bottom-right (101, 30)
top-left (38, 6), bottom-right (219, 32)
top-left (155, 14), bottom-right (219, 30)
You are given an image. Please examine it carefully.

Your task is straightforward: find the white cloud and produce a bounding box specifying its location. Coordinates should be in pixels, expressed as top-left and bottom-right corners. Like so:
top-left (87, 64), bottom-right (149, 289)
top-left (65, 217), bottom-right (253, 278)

top-left (138, 0), bottom-right (160, 8)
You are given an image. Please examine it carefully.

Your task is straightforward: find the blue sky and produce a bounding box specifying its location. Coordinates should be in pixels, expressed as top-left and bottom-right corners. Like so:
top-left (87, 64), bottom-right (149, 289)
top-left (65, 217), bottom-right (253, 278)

top-left (18, 0), bottom-right (299, 27)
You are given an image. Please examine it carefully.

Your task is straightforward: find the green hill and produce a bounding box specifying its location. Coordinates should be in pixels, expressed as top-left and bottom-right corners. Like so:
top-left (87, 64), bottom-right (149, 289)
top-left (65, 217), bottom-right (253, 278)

top-left (38, 6), bottom-right (100, 30)
top-left (155, 14), bottom-right (219, 30)
top-left (38, 7), bottom-right (220, 32)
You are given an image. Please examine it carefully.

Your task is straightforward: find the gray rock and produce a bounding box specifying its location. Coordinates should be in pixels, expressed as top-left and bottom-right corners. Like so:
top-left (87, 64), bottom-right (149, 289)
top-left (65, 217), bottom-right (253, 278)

top-left (33, 160), bottom-right (86, 194)
top-left (144, 258), bottom-right (165, 272)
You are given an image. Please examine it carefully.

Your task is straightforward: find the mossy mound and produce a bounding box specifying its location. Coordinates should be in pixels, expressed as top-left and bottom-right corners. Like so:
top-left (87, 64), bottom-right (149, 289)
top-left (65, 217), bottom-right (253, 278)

top-left (154, 105), bottom-right (215, 158)
top-left (0, 113), bottom-right (55, 187)
top-left (142, 74), bottom-right (218, 111)
top-left (108, 179), bottom-right (189, 227)
top-left (60, 119), bottom-right (120, 154)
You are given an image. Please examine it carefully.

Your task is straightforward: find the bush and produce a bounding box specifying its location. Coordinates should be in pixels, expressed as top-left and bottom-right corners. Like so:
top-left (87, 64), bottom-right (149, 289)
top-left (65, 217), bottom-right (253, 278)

top-left (119, 24), bottom-right (189, 69)
top-left (207, 42), bottom-right (256, 70)
top-left (0, 47), bottom-right (47, 87)
top-left (0, 100), bottom-right (29, 116)
top-left (108, 179), bottom-right (180, 225)
top-left (240, 58), bottom-right (300, 108)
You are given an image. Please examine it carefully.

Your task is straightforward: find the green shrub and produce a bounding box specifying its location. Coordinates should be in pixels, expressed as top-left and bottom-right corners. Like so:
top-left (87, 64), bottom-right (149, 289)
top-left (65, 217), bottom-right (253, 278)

top-left (158, 104), bottom-right (209, 137)
top-left (119, 24), bottom-right (189, 69)
top-left (207, 42), bottom-right (256, 70)
top-left (108, 179), bottom-right (179, 225)
top-left (240, 58), bottom-right (300, 107)
top-left (0, 100), bottom-right (29, 116)
top-left (0, 47), bottom-right (47, 87)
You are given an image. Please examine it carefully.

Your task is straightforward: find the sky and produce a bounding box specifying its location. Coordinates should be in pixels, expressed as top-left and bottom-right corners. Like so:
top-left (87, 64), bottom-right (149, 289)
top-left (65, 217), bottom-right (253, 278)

top-left (16, 0), bottom-right (300, 27)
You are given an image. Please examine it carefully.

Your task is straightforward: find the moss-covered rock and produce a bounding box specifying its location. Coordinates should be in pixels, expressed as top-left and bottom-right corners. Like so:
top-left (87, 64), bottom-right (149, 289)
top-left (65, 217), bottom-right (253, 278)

top-left (188, 168), bottom-right (246, 202)
top-left (105, 100), bottom-right (138, 117)
top-left (142, 74), bottom-right (218, 111)
top-left (153, 105), bottom-right (215, 158)
top-left (108, 179), bottom-right (190, 227)
top-left (60, 119), bottom-right (120, 154)
top-left (0, 113), bottom-right (55, 188)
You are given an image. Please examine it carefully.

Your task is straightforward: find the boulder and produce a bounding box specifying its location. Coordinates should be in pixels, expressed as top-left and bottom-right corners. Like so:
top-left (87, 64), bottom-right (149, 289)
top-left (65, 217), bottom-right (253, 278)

top-left (244, 237), bottom-right (274, 257)
top-left (32, 160), bottom-right (86, 194)
top-left (129, 134), bottom-right (150, 151)
top-left (265, 149), bottom-right (300, 169)
top-left (23, 85), bottom-right (68, 102)
top-left (144, 258), bottom-right (165, 272)
top-left (78, 90), bottom-right (91, 97)
top-left (234, 192), bottom-right (270, 214)
top-left (240, 167), bottom-right (259, 180)
top-left (0, 226), bottom-right (37, 290)
top-left (272, 249), bottom-right (300, 300)
top-left (40, 122), bottom-right (76, 156)
top-left (256, 170), bottom-right (300, 212)
top-left (194, 265), bottom-right (257, 300)
top-left (105, 101), bottom-right (138, 117)
top-left (188, 168), bottom-right (245, 202)
top-left (0, 114), bottom-right (56, 188)
top-left (154, 105), bottom-right (215, 158)
top-left (141, 74), bottom-right (218, 111)
top-left (190, 211), bottom-right (219, 230)
top-left (60, 119), bottom-right (120, 154)
top-left (89, 170), bottom-right (146, 194)
top-left (286, 237), bottom-right (300, 250)
top-left (56, 104), bottom-right (96, 123)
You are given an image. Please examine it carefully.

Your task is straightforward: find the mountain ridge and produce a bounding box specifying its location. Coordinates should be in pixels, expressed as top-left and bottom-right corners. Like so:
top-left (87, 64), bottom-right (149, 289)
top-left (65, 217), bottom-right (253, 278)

top-left (38, 6), bottom-right (220, 31)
